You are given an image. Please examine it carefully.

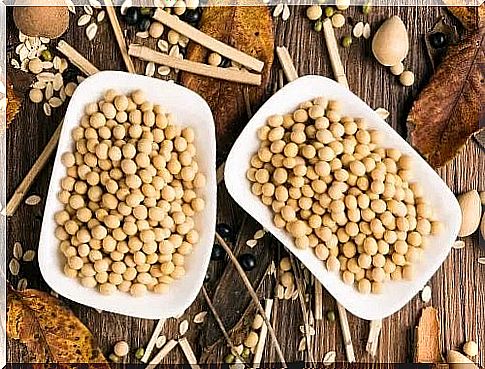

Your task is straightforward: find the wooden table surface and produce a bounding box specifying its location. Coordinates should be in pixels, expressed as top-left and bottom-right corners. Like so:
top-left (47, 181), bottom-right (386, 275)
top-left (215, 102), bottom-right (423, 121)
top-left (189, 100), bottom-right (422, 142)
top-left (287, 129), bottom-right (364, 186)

top-left (6, 4), bottom-right (484, 365)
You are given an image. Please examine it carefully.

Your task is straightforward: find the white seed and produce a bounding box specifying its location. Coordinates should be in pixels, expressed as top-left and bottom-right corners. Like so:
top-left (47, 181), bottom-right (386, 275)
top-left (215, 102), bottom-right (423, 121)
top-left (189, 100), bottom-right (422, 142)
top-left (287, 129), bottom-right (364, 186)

top-left (13, 242), bottom-right (23, 259)
top-left (86, 23), bottom-right (98, 41)
top-left (478, 257), bottom-right (485, 265)
top-left (49, 97), bottom-right (63, 108)
top-left (97, 10), bottom-right (106, 22)
top-left (25, 195), bottom-right (42, 205)
top-left (145, 62), bottom-right (156, 77)
top-left (273, 3), bottom-right (284, 17)
top-left (246, 239), bottom-right (257, 248)
top-left (43, 102), bottom-right (52, 116)
top-left (353, 21), bottom-right (364, 38)
top-left (169, 45), bottom-right (180, 58)
top-left (254, 229), bottom-right (266, 239)
top-left (9, 259), bottom-right (20, 276)
top-left (17, 278), bottom-right (28, 291)
top-left (297, 337), bottom-right (306, 351)
top-left (363, 23), bottom-right (371, 39)
top-left (66, 0), bottom-right (76, 13)
top-left (136, 31), bottom-right (149, 39)
top-left (375, 107), bottom-right (390, 120)
top-left (89, 0), bottom-right (102, 9)
top-left (121, 0), bottom-right (132, 15)
top-left (453, 240), bottom-right (465, 249)
top-left (158, 39), bottom-right (169, 53)
top-left (282, 4), bottom-right (290, 21)
top-left (193, 311), bottom-right (207, 324)
top-left (84, 5), bottom-right (93, 15)
top-left (45, 82), bottom-right (54, 100)
top-left (23, 250), bottom-right (36, 262)
top-left (421, 285), bottom-right (432, 303)
top-left (158, 66), bottom-right (171, 76)
top-left (155, 335), bottom-right (167, 349)
top-left (78, 14), bottom-right (92, 26)
top-left (179, 319), bottom-right (189, 335)
top-left (323, 351), bottom-right (336, 366)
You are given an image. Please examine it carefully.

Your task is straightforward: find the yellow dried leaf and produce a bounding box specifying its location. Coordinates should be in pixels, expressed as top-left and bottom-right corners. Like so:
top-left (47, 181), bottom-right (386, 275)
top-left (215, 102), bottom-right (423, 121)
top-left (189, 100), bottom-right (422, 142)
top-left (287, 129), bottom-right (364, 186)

top-left (7, 286), bottom-right (109, 366)
top-left (414, 307), bottom-right (443, 363)
top-left (6, 80), bottom-right (21, 129)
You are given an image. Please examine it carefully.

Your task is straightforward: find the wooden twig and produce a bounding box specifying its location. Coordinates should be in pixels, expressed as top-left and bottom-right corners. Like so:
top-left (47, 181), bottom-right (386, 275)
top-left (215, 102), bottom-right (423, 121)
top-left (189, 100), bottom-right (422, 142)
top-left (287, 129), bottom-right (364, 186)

top-left (104, 0), bottom-right (136, 73)
top-left (145, 339), bottom-right (178, 369)
top-left (322, 18), bottom-right (349, 88)
top-left (313, 278), bottom-right (323, 321)
top-left (252, 298), bottom-right (274, 368)
top-left (275, 47), bottom-right (298, 83)
top-left (288, 255), bottom-right (315, 366)
top-left (56, 40), bottom-right (100, 76)
top-left (129, 45), bottom-right (261, 86)
top-left (152, 9), bottom-right (264, 72)
top-left (5, 122), bottom-right (63, 216)
top-left (178, 337), bottom-right (201, 369)
top-left (337, 303), bottom-right (355, 363)
top-left (366, 319), bottom-right (382, 357)
top-left (215, 232), bottom-right (287, 367)
top-left (140, 318), bottom-right (167, 363)
top-left (201, 286), bottom-right (247, 366)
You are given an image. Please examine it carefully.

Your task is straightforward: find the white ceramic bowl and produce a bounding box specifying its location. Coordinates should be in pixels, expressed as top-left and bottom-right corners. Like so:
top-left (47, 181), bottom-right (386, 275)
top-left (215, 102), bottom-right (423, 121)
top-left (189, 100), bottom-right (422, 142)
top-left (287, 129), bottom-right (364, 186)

top-left (38, 71), bottom-right (217, 319)
top-left (225, 75), bottom-right (461, 320)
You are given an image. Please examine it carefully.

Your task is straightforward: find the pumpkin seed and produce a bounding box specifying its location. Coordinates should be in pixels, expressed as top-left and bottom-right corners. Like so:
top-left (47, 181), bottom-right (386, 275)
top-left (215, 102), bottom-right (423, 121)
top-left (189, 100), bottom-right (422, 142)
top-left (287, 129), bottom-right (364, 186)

top-left (421, 285), bottom-right (431, 303)
top-left (179, 319), bottom-right (189, 335)
top-left (282, 4), bottom-right (290, 21)
top-left (49, 97), bottom-right (63, 108)
top-left (145, 62), bottom-right (156, 77)
top-left (17, 278), bottom-right (28, 291)
top-left (97, 10), bottom-right (106, 22)
top-left (86, 23), bottom-right (98, 41)
top-left (297, 337), bottom-right (306, 351)
top-left (23, 250), bottom-right (36, 262)
top-left (9, 259), bottom-right (20, 276)
top-left (254, 229), bottom-right (266, 239)
top-left (25, 195), bottom-right (42, 205)
top-left (273, 3), bottom-right (284, 17)
top-left (375, 107), bottom-right (390, 120)
top-left (45, 82), bottom-right (54, 99)
top-left (158, 40), bottom-right (169, 53)
top-left (323, 351), bottom-right (336, 366)
top-left (193, 311), bottom-right (207, 324)
top-left (363, 23), bottom-right (371, 39)
top-left (53, 73), bottom-right (63, 91)
top-left (43, 102), bottom-right (52, 116)
top-left (13, 242), bottom-right (23, 259)
top-left (155, 335), bottom-right (166, 349)
top-left (353, 21), bottom-right (364, 38)
top-left (453, 240), bottom-right (465, 249)
top-left (78, 14), bottom-right (92, 26)
top-left (246, 239), bottom-right (257, 248)
top-left (84, 5), bottom-right (93, 15)
top-left (158, 66), bottom-right (171, 76)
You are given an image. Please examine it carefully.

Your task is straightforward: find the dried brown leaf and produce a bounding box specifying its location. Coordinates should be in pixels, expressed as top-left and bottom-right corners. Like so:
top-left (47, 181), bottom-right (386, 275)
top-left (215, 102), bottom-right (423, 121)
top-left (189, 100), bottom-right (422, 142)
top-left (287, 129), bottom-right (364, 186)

top-left (407, 31), bottom-right (484, 167)
top-left (180, 1), bottom-right (274, 159)
top-left (6, 80), bottom-right (21, 128)
top-left (414, 307), bottom-right (443, 363)
top-left (7, 286), bottom-right (109, 366)
top-left (442, 1), bottom-right (485, 31)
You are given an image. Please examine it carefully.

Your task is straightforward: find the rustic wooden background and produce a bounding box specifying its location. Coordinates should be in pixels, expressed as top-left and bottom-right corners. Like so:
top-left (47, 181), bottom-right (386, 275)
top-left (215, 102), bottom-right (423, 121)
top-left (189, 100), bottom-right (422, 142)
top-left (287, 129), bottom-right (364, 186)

top-left (6, 4), bottom-right (484, 366)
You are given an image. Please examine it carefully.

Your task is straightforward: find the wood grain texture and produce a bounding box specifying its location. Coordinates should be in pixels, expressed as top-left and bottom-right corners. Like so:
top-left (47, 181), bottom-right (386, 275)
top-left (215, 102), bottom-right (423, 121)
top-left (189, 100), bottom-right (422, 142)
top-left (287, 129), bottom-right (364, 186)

top-left (6, 5), bottom-right (484, 366)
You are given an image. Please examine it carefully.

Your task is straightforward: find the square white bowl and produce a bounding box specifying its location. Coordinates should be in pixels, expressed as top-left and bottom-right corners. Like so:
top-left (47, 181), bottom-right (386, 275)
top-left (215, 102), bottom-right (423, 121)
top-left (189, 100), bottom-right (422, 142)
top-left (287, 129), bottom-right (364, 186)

top-left (225, 75), bottom-right (461, 320)
top-left (38, 71), bottom-right (217, 319)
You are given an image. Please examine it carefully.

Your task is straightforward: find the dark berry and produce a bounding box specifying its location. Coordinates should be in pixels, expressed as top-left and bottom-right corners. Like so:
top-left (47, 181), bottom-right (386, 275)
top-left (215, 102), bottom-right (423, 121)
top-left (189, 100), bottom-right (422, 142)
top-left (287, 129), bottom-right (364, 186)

top-left (183, 9), bottom-right (201, 25)
top-left (211, 244), bottom-right (225, 261)
top-left (124, 7), bottom-right (139, 25)
top-left (138, 18), bottom-right (151, 32)
top-left (216, 223), bottom-right (234, 240)
top-left (238, 253), bottom-right (256, 271)
top-left (429, 32), bottom-right (447, 49)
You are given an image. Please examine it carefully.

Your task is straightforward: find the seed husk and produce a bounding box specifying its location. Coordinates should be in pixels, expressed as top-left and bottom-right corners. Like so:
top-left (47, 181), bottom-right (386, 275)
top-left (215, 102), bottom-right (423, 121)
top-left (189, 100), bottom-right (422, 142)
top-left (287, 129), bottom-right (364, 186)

top-left (23, 250), bottom-right (36, 262)
top-left (13, 242), bottom-right (23, 259)
top-left (86, 23), bottom-right (98, 41)
top-left (45, 82), bottom-right (54, 100)
top-left (43, 103), bottom-right (52, 116)
top-left (246, 239), bottom-right (257, 248)
top-left (84, 4), bottom-right (93, 15)
top-left (155, 335), bottom-right (166, 349)
top-left (282, 4), bottom-right (290, 21)
top-left (157, 40), bottom-right (169, 53)
top-left (363, 23), bottom-right (371, 39)
top-left (90, 0), bottom-right (102, 9)
top-left (421, 285), bottom-right (431, 303)
top-left (78, 14), bottom-right (92, 26)
top-left (375, 107), bottom-right (390, 120)
top-left (273, 3), bottom-right (284, 17)
top-left (193, 311), bottom-right (207, 324)
top-left (9, 258), bottom-right (20, 276)
top-left (17, 278), bottom-right (28, 291)
top-left (297, 337), bottom-right (306, 351)
top-left (323, 350), bottom-right (336, 366)
top-left (179, 319), bottom-right (189, 335)
top-left (25, 195), bottom-right (42, 205)
top-left (353, 21), bottom-right (364, 38)
top-left (97, 10), bottom-right (106, 22)
top-left (254, 229), bottom-right (266, 240)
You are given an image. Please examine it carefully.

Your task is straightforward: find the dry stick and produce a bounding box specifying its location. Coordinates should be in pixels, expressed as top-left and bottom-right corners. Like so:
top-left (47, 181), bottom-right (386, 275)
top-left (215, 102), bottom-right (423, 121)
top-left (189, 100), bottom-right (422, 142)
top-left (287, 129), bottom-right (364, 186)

top-left (5, 122), bottom-right (63, 216)
top-left (275, 47), bottom-right (298, 82)
top-left (140, 318), bottom-right (167, 363)
top-left (215, 232), bottom-right (287, 367)
top-left (337, 302), bottom-right (355, 362)
top-left (145, 339), bottom-right (178, 369)
top-left (104, 0), bottom-right (136, 73)
top-left (288, 255), bottom-right (315, 366)
top-left (129, 45), bottom-right (261, 86)
top-left (366, 319), bottom-right (382, 357)
top-left (200, 286), bottom-right (247, 366)
top-left (57, 40), bottom-right (100, 76)
top-left (313, 277), bottom-right (323, 321)
top-left (152, 8), bottom-right (264, 73)
top-left (179, 337), bottom-right (202, 369)
top-left (252, 298), bottom-right (274, 368)
top-left (322, 19), bottom-right (349, 88)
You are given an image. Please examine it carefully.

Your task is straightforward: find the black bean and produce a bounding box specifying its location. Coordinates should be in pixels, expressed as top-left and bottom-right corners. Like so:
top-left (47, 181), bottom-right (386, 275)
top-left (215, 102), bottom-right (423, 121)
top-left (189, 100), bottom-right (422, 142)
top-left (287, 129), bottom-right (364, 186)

top-left (238, 253), bottom-right (256, 271)
top-left (429, 32), bottom-right (447, 49)
top-left (211, 244), bottom-right (225, 261)
top-left (124, 7), bottom-right (139, 25)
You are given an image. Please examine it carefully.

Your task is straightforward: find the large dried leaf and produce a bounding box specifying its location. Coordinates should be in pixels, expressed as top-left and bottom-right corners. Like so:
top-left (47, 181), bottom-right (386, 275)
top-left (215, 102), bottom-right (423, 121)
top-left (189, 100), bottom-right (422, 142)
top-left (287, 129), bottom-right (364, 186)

top-left (407, 30), bottom-right (484, 167)
top-left (7, 286), bottom-right (109, 366)
top-left (414, 307), bottom-right (443, 363)
top-left (6, 79), bottom-right (22, 128)
top-left (442, 1), bottom-right (485, 30)
top-left (180, 1), bottom-right (274, 160)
